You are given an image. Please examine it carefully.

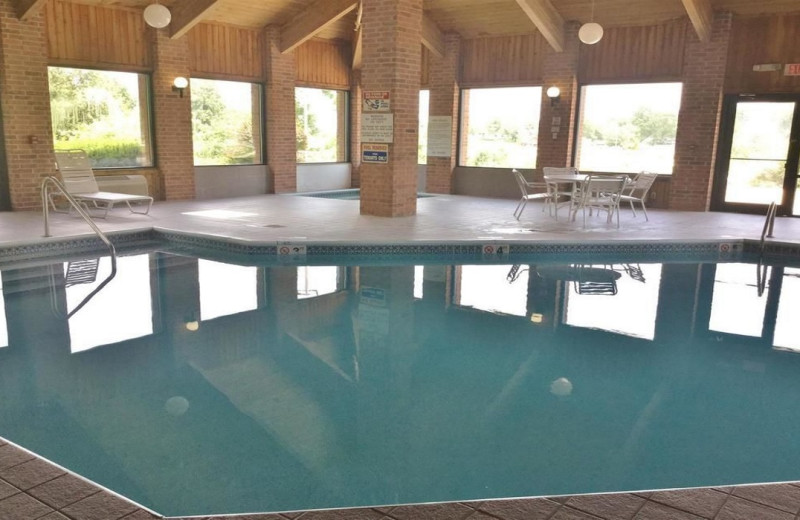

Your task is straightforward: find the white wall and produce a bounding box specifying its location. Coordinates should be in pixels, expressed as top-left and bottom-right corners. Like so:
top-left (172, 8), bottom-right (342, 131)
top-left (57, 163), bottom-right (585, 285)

top-left (195, 165), bottom-right (269, 200)
top-left (297, 163), bottom-right (351, 192)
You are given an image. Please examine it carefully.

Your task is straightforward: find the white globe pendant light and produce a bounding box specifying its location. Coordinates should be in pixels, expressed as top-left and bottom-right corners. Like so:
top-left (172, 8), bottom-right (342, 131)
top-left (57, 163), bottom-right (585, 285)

top-left (144, 3), bottom-right (171, 29)
top-left (579, 0), bottom-right (603, 45)
top-left (579, 22), bottom-right (604, 44)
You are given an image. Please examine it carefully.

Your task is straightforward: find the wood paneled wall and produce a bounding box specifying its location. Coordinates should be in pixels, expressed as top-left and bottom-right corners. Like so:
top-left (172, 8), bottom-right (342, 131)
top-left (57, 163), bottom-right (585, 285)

top-left (725, 13), bottom-right (800, 93)
top-left (421, 46), bottom-right (430, 88)
top-left (295, 39), bottom-right (351, 89)
top-left (460, 34), bottom-right (545, 87)
top-left (187, 23), bottom-right (263, 81)
top-left (578, 20), bottom-right (687, 83)
top-left (45, 0), bottom-right (150, 70)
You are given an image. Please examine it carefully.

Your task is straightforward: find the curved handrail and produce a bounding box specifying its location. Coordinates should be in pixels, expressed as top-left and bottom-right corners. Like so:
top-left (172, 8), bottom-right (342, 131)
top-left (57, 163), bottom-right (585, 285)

top-left (42, 176), bottom-right (117, 318)
top-left (760, 201), bottom-right (777, 252)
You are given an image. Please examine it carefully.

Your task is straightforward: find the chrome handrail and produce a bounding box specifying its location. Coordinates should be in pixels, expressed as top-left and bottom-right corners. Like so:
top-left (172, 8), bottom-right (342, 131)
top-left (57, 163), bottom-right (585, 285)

top-left (42, 176), bottom-right (117, 318)
top-left (760, 201), bottom-right (777, 252)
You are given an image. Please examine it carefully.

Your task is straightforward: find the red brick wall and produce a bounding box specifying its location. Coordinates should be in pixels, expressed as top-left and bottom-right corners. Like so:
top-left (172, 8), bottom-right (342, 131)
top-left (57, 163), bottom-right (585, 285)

top-left (264, 26), bottom-right (296, 193)
top-left (359, 0), bottom-right (422, 217)
top-left (152, 29), bottom-right (195, 200)
top-left (425, 33), bottom-right (460, 194)
top-left (0, 1), bottom-right (55, 210)
top-left (536, 22), bottom-right (580, 179)
top-left (670, 12), bottom-right (732, 211)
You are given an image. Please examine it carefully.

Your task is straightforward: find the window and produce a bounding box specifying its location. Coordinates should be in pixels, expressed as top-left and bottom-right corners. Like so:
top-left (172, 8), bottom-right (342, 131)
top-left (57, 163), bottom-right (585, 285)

top-left (190, 78), bottom-right (263, 165)
top-left (297, 266), bottom-right (344, 299)
top-left (48, 67), bottom-right (153, 168)
top-left (709, 263), bottom-right (768, 338)
top-left (456, 265), bottom-right (528, 317)
top-left (459, 87), bottom-right (542, 168)
top-left (577, 82), bottom-right (682, 174)
top-left (295, 87), bottom-right (348, 163)
top-left (418, 90), bottom-right (429, 164)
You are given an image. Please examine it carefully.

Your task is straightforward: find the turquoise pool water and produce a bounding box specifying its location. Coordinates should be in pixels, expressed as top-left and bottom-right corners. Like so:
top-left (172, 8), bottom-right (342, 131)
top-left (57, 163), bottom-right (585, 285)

top-left (297, 188), bottom-right (433, 200)
top-left (1, 251), bottom-right (799, 516)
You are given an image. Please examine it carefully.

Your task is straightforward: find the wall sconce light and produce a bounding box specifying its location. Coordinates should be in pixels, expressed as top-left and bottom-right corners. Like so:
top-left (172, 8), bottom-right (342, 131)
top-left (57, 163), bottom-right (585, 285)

top-left (143, 2), bottom-right (171, 28)
top-left (546, 86), bottom-right (561, 107)
top-left (173, 76), bottom-right (189, 98)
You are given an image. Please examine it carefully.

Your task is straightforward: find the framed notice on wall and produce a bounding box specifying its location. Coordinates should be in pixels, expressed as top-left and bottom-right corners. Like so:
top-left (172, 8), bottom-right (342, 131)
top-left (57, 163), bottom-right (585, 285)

top-left (427, 116), bottom-right (453, 157)
top-left (362, 113), bottom-right (394, 143)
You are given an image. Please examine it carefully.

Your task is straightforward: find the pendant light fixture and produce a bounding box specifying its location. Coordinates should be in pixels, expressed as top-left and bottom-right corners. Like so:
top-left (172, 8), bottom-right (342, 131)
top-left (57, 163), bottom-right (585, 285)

top-left (143, 1), bottom-right (171, 29)
top-left (578, 0), bottom-right (603, 45)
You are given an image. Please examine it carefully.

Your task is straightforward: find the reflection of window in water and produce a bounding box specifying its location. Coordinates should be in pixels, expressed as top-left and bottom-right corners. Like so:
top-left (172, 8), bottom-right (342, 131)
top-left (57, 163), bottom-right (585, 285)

top-left (774, 267), bottom-right (800, 352)
top-left (66, 255), bottom-right (153, 353)
top-left (457, 265), bottom-right (528, 317)
top-left (0, 277), bottom-right (7, 348)
top-left (709, 263), bottom-right (767, 338)
top-left (564, 264), bottom-right (662, 340)
top-left (297, 266), bottom-right (342, 299)
top-left (199, 260), bottom-right (258, 320)
top-left (414, 265), bottom-right (423, 299)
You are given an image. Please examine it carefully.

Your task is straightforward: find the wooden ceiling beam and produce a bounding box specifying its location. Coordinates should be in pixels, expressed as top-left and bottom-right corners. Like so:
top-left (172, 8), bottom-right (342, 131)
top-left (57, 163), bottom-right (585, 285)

top-left (280, 0), bottom-right (358, 54)
top-left (352, 26), bottom-right (363, 69)
top-left (513, 0), bottom-right (564, 52)
top-left (421, 13), bottom-right (445, 58)
top-left (14, 0), bottom-right (45, 21)
top-left (169, 0), bottom-right (221, 39)
top-left (681, 0), bottom-right (713, 42)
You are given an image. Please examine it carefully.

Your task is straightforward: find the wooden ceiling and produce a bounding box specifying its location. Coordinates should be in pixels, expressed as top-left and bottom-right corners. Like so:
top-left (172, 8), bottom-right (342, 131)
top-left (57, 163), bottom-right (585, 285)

top-left (36, 0), bottom-right (800, 44)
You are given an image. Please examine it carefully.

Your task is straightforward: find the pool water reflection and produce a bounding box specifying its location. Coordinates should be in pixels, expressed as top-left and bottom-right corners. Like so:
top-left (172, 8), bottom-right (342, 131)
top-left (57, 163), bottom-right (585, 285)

top-left (0, 253), bottom-right (799, 516)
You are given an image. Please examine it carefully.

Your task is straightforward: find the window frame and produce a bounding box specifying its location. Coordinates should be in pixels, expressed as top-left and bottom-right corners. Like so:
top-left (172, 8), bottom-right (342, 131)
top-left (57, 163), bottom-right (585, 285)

top-left (294, 86), bottom-right (350, 165)
top-left (573, 81), bottom-right (683, 175)
top-left (457, 85), bottom-right (544, 170)
top-left (189, 76), bottom-right (266, 167)
top-left (47, 65), bottom-right (156, 170)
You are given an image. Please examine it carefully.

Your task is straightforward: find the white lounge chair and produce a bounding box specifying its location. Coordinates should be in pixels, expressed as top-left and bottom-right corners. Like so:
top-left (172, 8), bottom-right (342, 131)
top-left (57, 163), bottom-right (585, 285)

top-left (571, 174), bottom-right (628, 228)
top-left (53, 149), bottom-right (153, 218)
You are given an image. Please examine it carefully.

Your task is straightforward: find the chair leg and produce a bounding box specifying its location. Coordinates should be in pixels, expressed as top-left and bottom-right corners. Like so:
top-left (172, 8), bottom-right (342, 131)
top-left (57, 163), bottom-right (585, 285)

top-left (514, 198), bottom-right (524, 219)
top-left (641, 201), bottom-right (649, 221)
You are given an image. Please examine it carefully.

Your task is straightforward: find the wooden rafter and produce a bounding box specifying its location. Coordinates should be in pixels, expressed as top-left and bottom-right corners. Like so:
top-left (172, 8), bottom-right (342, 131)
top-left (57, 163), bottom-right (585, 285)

top-left (169, 0), bottom-right (222, 39)
top-left (513, 0), bottom-right (565, 52)
top-left (681, 0), bottom-right (713, 42)
top-left (352, 26), bottom-right (363, 69)
top-left (14, 0), bottom-right (45, 21)
top-left (421, 13), bottom-right (445, 58)
top-left (280, 0), bottom-right (358, 54)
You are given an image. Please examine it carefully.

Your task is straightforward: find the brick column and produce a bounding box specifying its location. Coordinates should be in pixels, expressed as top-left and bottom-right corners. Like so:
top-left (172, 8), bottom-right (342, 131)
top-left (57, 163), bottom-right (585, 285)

top-left (425, 33), bottom-right (460, 194)
top-left (536, 23), bottom-right (580, 179)
top-left (350, 70), bottom-right (362, 188)
top-left (264, 26), bottom-right (296, 193)
top-left (670, 12), bottom-right (732, 211)
top-left (152, 29), bottom-right (194, 200)
top-left (359, 0), bottom-right (422, 217)
top-left (0, 1), bottom-right (55, 210)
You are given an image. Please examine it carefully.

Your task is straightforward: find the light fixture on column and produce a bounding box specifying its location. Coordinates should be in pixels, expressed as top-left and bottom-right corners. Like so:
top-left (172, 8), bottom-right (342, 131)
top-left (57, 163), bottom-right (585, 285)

top-left (143, 2), bottom-right (171, 29)
top-left (546, 86), bottom-right (561, 107)
top-left (173, 76), bottom-right (188, 97)
top-left (578, 0), bottom-right (603, 45)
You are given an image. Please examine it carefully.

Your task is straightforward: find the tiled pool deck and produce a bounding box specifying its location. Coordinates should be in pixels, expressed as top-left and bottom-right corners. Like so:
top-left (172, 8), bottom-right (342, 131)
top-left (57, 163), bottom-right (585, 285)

top-left (2, 193), bottom-right (800, 520)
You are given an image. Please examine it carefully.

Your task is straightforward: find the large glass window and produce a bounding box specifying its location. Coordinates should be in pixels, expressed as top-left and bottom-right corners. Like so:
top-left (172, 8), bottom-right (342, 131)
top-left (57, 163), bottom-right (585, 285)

top-left (459, 87), bottom-right (542, 169)
top-left (48, 67), bottom-right (153, 168)
top-left (577, 82), bottom-right (682, 174)
top-left (199, 260), bottom-right (258, 321)
top-left (297, 266), bottom-right (344, 299)
top-left (295, 87), bottom-right (348, 163)
top-left (709, 263), bottom-right (767, 338)
top-left (418, 89), bottom-right (429, 164)
top-left (456, 265), bottom-right (528, 317)
top-left (190, 78), bottom-right (263, 165)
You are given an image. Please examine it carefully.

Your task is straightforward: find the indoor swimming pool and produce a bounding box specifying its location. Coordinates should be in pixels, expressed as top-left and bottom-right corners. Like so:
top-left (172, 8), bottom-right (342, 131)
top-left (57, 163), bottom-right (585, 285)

top-left (0, 247), bottom-right (799, 517)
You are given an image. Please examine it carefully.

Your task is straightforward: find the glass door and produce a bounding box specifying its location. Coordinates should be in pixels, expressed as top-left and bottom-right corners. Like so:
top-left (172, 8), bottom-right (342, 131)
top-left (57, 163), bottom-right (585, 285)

top-left (712, 95), bottom-right (800, 215)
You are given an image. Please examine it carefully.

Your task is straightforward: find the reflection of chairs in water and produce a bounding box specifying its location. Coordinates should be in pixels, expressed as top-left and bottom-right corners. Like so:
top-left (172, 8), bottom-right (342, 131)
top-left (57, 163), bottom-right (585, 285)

top-left (51, 256), bottom-right (117, 319)
top-left (573, 265), bottom-right (621, 295)
top-left (622, 263), bottom-right (645, 282)
top-left (65, 258), bottom-right (99, 287)
top-left (506, 264), bottom-right (528, 283)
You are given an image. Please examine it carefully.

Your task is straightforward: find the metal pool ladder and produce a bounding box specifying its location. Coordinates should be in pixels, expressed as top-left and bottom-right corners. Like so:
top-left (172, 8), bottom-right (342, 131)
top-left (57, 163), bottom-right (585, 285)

top-left (41, 176), bottom-right (117, 317)
top-left (756, 201), bottom-right (778, 297)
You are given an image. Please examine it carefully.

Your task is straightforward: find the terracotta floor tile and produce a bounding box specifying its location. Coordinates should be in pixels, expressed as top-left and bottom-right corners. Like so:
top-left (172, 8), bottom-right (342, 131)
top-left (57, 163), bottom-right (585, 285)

top-left (0, 458), bottom-right (64, 491)
top-left (477, 498), bottom-right (560, 520)
top-left (0, 445), bottom-right (34, 472)
top-left (60, 491), bottom-right (138, 520)
top-left (389, 503), bottom-right (474, 520)
top-left (0, 492), bottom-right (54, 520)
top-left (0, 480), bottom-right (19, 501)
top-left (550, 506), bottom-right (606, 519)
top-left (714, 496), bottom-right (794, 520)
top-left (647, 488), bottom-right (728, 518)
top-left (632, 501), bottom-right (704, 520)
top-left (731, 483), bottom-right (800, 514)
top-left (27, 473), bottom-right (101, 510)
top-left (566, 493), bottom-right (646, 520)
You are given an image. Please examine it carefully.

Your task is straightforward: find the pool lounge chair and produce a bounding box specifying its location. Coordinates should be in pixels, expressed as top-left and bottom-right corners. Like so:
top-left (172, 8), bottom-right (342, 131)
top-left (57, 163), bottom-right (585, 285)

top-left (53, 149), bottom-right (153, 218)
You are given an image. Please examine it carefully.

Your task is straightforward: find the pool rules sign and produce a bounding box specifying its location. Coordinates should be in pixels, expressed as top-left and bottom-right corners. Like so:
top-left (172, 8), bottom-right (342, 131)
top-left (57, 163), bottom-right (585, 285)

top-left (362, 91), bottom-right (393, 163)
